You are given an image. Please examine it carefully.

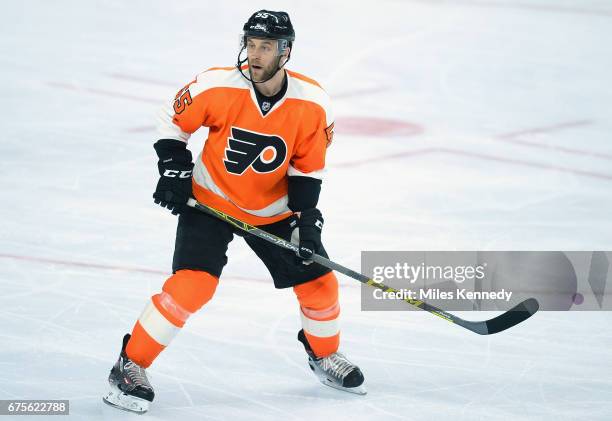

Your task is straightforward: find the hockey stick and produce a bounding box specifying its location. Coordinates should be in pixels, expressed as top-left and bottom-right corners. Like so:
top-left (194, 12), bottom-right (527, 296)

top-left (186, 198), bottom-right (539, 335)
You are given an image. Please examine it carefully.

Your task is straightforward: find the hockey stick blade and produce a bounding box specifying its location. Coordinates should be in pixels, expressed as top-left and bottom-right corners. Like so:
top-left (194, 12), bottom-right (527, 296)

top-left (186, 199), bottom-right (539, 335)
top-left (453, 297), bottom-right (539, 335)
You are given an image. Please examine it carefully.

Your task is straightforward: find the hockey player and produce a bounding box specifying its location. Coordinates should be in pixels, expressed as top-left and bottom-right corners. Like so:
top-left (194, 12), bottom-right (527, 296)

top-left (103, 10), bottom-right (365, 414)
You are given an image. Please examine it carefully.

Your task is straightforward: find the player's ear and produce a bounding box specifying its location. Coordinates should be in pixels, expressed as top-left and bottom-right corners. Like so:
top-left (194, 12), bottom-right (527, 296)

top-left (281, 47), bottom-right (291, 63)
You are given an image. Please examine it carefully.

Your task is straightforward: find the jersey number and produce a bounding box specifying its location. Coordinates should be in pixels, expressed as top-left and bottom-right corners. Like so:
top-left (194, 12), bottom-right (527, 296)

top-left (173, 88), bottom-right (193, 114)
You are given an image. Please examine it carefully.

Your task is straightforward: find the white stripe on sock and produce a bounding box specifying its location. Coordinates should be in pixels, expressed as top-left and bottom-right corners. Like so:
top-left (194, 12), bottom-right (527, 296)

top-left (300, 309), bottom-right (339, 338)
top-left (139, 301), bottom-right (180, 346)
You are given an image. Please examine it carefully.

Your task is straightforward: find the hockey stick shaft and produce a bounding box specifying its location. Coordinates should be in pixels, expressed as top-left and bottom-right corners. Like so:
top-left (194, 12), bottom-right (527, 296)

top-left (186, 198), bottom-right (538, 335)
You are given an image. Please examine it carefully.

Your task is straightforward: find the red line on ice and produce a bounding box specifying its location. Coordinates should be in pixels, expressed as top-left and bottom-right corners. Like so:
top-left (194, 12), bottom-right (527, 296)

top-left (335, 147), bottom-right (612, 181)
top-left (495, 120), bottom-right (612, 161)
top-left (334, 148), bottom-right (437, 168)
top-left (437, 147), bottom-right (612, 181)
top-left (47, 82), bottom-right (158, 104)
top-left (0, 253), bottom-right (268, 283)
top-left (108, 73), bottom-right (176, 87)
top-left (335, 116), bottom-right (424, 137)
top-left (496, 120), bottom-right (593, 139)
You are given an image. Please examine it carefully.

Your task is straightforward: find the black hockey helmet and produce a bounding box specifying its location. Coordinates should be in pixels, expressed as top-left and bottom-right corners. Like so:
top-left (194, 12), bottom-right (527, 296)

top-left (237, 10), bottom-right (295, 83)
top-left (242, 10), bottom-right (295, 47)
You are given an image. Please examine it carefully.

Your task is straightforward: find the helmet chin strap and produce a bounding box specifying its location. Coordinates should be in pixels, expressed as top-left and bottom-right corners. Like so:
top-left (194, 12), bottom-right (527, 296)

top-left (236, 48), bottom-right (291, 84)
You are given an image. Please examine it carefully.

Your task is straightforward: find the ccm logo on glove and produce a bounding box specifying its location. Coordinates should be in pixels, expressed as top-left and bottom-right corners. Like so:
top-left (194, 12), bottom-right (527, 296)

top-left (153, 139), bottom-right (194, 216)
top-left (162, 169), bottom-right (193, 178)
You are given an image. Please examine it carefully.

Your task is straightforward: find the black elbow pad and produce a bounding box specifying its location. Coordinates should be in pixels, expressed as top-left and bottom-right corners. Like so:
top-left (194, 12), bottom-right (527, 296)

top-left (287, 176), bottom-right (322, 212)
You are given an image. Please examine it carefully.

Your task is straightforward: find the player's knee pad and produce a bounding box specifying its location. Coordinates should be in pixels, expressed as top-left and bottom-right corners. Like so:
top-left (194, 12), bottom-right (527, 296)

top-left (293, 272), bottom-right (339, 313)
top-left (161, 269), bottom-right (219, 316)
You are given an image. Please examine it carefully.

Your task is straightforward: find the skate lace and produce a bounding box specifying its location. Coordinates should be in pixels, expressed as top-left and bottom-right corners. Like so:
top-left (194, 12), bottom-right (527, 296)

top-left (124, 360), bottom-right (151, 389)
top-left (319, 353), bottom-right (354, 379)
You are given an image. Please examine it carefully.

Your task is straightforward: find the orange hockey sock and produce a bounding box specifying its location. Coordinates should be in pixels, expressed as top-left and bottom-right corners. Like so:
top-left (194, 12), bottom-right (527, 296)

top-left (293, 272), bottom-right (340, 358)
top-left (126, 270), bottom-right (218, 367)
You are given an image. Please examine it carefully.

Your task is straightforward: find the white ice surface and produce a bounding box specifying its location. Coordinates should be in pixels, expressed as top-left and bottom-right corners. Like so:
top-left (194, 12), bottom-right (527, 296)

top-left (1, 0), bottom-right (612, 419)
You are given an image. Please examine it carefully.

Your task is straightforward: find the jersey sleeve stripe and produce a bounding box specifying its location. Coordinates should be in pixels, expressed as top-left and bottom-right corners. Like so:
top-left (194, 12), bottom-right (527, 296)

top-left (156, 99), bottom-right (191, 142)
top-left (287, 164), bottom-right (325, 180)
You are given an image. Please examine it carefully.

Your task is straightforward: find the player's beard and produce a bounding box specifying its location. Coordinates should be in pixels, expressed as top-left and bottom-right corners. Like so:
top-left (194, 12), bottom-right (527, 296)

top-left (248, 58), bottom-right (280, 83)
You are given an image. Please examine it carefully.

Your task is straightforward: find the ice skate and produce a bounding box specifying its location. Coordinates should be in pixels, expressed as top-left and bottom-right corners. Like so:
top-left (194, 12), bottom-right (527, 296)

top-left (298, 330), bottom-right (367, 395)
top-left (103, 334), bottom-right (155, 414)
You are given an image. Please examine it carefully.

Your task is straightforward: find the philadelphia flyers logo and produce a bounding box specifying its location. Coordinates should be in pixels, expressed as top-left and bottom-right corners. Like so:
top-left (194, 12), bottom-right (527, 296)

top-left (223, 127), bottom-right (287, 175)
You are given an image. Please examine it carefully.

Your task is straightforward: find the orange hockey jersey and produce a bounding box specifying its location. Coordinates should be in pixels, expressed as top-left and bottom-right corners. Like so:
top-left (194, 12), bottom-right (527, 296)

top-left (156, 66), bottom-right (334, 225)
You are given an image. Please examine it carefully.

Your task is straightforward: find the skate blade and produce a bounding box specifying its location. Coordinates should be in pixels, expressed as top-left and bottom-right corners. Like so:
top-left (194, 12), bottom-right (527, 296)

top-left (309, 360), bottom-right (367, 396)
top-left (320, 378), bottom-right (367, 395)
top-left (103, 383), bottom-right (150, 414)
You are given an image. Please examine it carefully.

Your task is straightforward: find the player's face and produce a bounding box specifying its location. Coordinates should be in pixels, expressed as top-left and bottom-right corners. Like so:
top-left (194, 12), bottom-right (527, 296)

top-left (246, 38), bottom-right (283, 82)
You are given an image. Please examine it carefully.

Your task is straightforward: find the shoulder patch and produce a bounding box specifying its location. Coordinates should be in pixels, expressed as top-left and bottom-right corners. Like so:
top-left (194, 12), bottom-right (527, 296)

top-left (324, 122), bottom-right (335, 147)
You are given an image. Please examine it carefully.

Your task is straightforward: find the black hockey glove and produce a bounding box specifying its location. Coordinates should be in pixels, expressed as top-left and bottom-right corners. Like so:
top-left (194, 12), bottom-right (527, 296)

top-left (153, 139), bottom-right (194, 215)
top-left (294, 208), bottom-right (324, 260)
